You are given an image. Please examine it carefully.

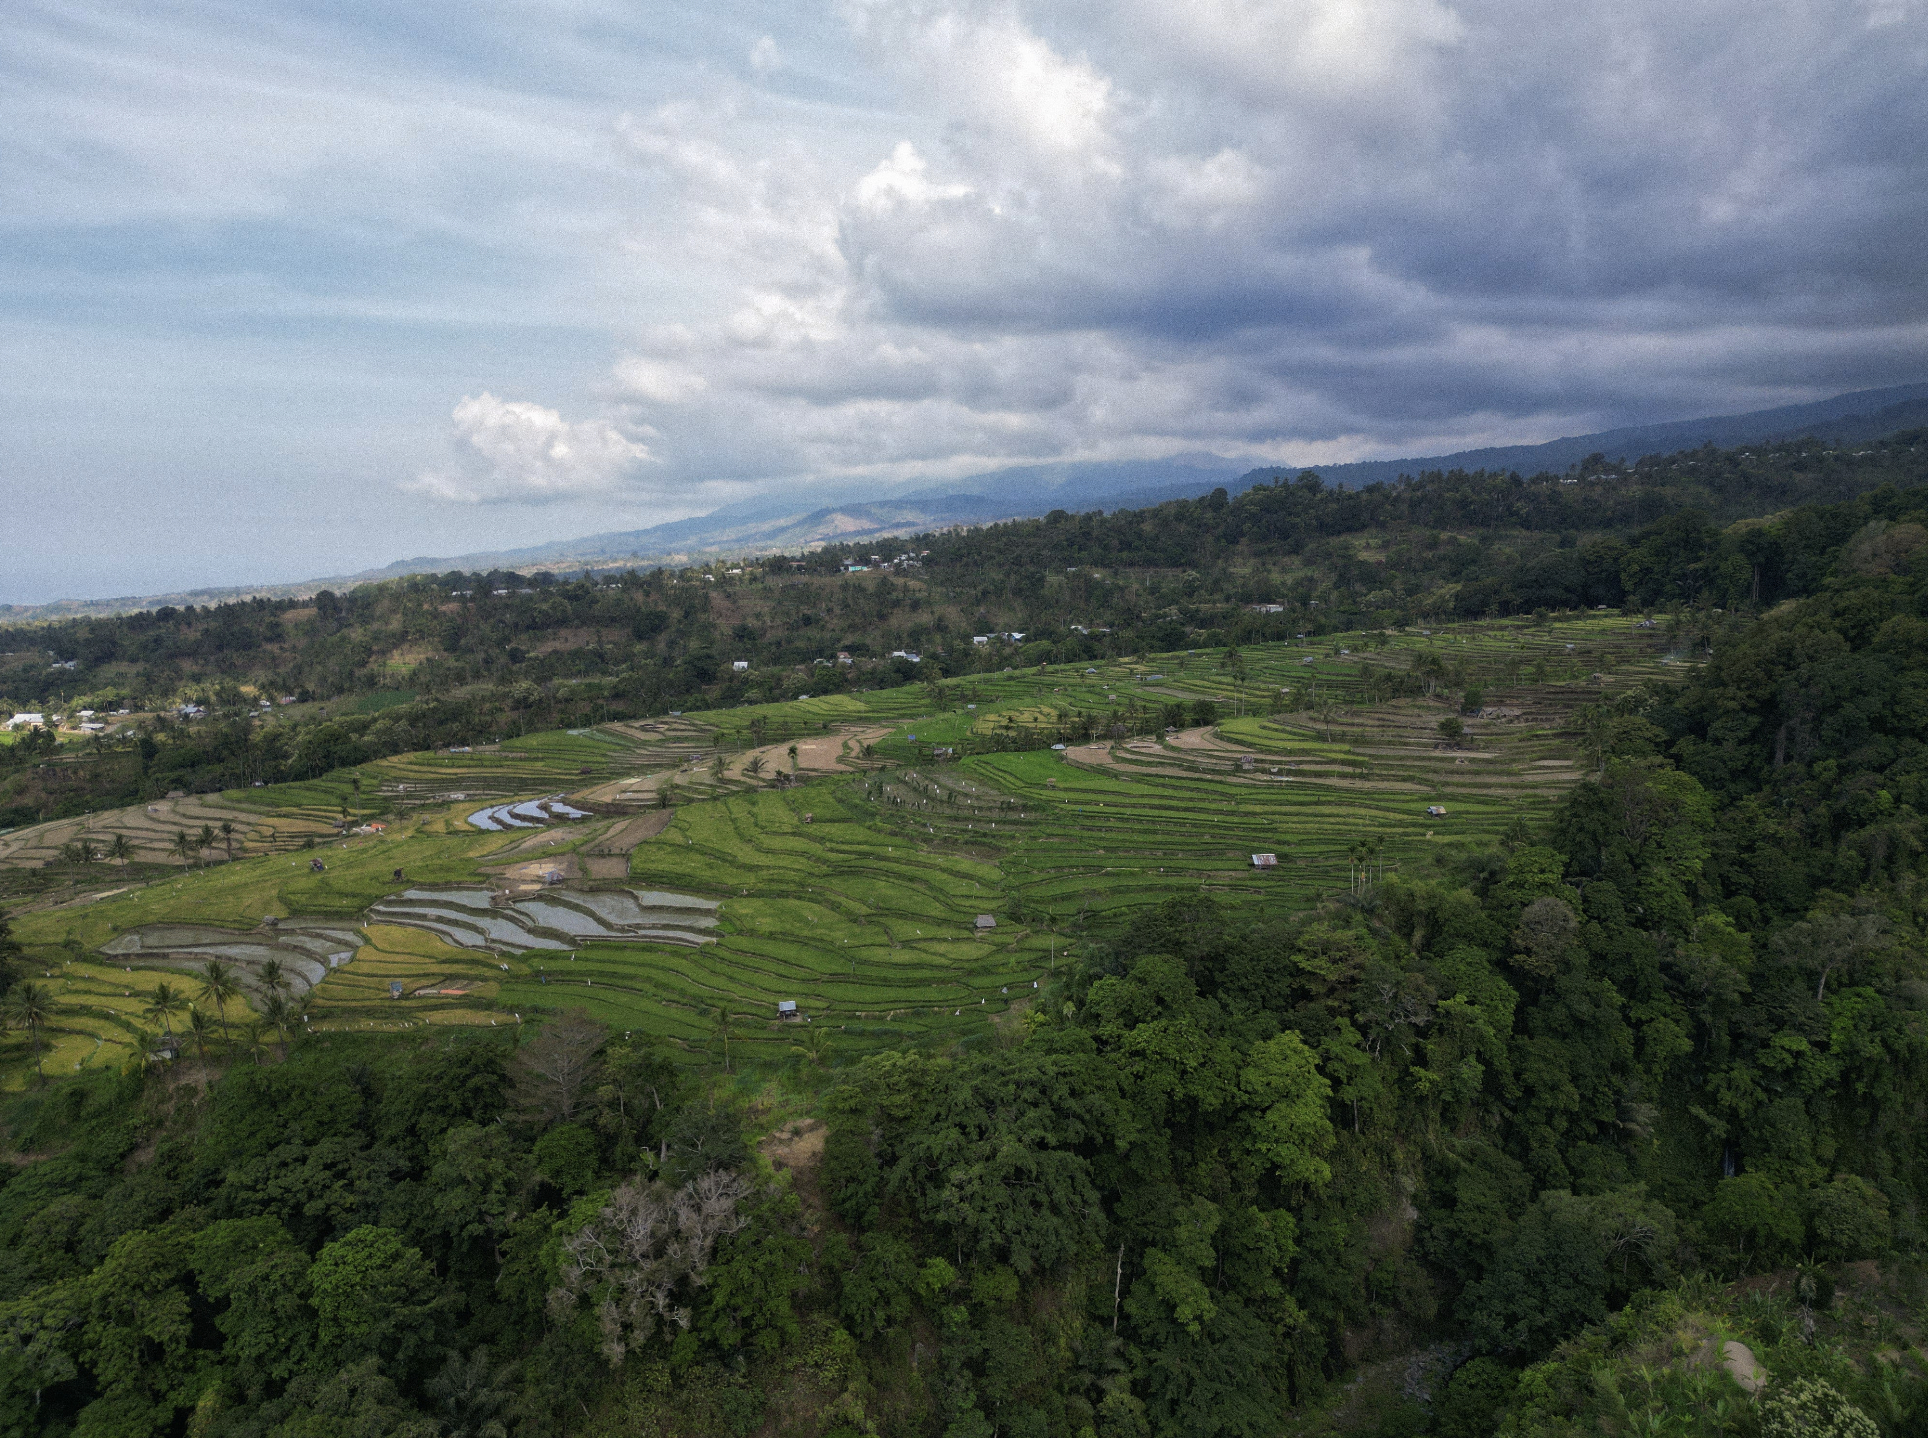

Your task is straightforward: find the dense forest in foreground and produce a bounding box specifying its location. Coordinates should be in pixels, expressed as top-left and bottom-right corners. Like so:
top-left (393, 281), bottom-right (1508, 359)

top-left (1, 432), bottom-right (1927, 1433)
top-left (1, 429), bottom-right (1923, 829)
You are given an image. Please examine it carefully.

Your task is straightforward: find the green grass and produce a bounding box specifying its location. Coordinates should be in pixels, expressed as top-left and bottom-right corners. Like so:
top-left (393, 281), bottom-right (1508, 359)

top-left (499, 782), bottom-right (1050, 1067)
top-left (344, 689), bottom-right (417, 714)
top-left (1, 613), bottom-right (1684, 1082)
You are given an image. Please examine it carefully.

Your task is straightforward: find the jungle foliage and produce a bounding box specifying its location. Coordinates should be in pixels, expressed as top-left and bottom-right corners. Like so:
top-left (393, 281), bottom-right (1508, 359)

top-left (4, 486), bottom-right (1928, 1436)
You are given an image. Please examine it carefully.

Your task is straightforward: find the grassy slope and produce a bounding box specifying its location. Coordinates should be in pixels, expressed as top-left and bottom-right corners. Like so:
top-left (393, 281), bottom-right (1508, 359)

top-left (1, 613), bottom-right (1677, 1084)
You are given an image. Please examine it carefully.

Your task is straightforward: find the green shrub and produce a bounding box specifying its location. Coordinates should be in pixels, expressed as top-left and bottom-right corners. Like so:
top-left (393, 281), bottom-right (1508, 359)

top-left (1759, 1378), bottom-right (1880, 1438)
top-left (1435, 1357), bottom-right (1517, 1438)
top-left (534, 1123), bottom-right (601, 1196)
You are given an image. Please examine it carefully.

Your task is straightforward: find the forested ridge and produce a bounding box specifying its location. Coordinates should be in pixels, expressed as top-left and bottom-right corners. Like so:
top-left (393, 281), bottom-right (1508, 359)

top-left (4, 429), bottom-right (1924, 830)
top-left (2, 452), bottom-right (1928, 1433)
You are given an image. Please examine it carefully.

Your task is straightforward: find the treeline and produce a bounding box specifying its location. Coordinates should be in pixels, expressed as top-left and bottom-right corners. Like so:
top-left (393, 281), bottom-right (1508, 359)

top-left (4, 430), bottom-right (1925, 828)
top-left (880, 432), bottom-right (1925, 620)
top-left (7, 431), bottom-right (1922, 713)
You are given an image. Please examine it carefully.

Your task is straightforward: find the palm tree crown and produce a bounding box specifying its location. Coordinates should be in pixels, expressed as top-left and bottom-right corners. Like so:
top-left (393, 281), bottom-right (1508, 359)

top-left (8, 983), bottom-right (54, 1081)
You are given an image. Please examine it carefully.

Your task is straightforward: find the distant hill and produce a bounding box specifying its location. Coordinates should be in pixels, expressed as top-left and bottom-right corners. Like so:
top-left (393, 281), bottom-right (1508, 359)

top-left (5, 382), bottom-right (1922, 622)
top-left (1235, 382), bottom-right (1928, 492)
top-left (342, 458), bottom-right (1251, 579)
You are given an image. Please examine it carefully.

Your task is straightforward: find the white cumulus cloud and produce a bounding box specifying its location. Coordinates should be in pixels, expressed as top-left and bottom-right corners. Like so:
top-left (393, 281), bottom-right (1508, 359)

top-left (408, 0), bottom-right (1928, 511)
top-left (583, 0), bottom-right (1928, 491)
top-left (408, 393), bottom-right (653, 504)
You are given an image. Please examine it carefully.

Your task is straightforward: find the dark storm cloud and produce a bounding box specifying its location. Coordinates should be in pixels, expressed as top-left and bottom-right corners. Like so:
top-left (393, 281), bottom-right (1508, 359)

top-left (5, 0), bottom-right (1925, 602)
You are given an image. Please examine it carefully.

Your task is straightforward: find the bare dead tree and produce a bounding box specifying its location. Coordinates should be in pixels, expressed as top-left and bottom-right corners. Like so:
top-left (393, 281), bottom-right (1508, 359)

top-left (513, 1008), bottom-right (608, 1125)
top-left (549, 1169), bottom-right (753, 1365)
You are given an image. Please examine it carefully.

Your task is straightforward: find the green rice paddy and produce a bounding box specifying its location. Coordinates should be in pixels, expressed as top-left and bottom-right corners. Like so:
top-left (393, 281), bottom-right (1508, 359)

top-left (0, 612), bottom-right (1689, 1083)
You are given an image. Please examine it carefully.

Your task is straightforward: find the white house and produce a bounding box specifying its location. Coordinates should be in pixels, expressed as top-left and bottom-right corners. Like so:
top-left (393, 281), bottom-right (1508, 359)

top-left (732, 660), bottom-right (750, 671)
top-left (5, 713), bottom-right (45, 730)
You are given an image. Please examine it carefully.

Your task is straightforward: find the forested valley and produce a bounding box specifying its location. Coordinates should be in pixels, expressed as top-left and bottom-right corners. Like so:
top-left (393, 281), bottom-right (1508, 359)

top-left (0, 422), bottom-right (1922, 1434)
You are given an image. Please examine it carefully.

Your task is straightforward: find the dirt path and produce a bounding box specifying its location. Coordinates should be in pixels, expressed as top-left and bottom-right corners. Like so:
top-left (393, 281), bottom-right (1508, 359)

top-left (1165, 725), bottom-right (1241, 752)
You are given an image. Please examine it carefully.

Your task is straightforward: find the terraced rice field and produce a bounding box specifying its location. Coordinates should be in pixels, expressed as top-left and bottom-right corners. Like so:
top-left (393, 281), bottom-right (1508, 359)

top-left (0, 790), bottom-right (337, 872)
top-left (0, 613), bottom-right (1690, 1083)
top-left (494, 785), bottom-right (1052, 1068)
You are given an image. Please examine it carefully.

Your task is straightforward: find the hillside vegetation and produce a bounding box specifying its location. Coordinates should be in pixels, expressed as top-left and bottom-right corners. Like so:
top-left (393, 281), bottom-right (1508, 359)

top-left (0, 430), bottom-right (1925, 1436)
top-left (1, 429), bottom-right (1920, 828)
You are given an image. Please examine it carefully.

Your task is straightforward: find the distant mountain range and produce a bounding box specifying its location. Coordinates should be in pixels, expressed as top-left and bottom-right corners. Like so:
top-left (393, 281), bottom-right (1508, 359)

top-left (8, 382), bottom-right (1925, 623)
top-left (1268, 384), bottom-right (1928, 490)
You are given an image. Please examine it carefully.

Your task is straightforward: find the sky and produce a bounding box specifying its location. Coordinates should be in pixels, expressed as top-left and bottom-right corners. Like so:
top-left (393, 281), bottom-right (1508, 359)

top-left (4, 0), bottom-right (1926, 603)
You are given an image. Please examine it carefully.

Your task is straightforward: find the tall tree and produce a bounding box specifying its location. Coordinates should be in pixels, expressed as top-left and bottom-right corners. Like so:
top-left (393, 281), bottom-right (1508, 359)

top-left (0, 913), bottom-right (22, 1000)
top-left (7, 982), bottom-right (53, 1082)
top-left (261, 994), bottom-right (295, 1060)
top-left (143, 981), bottom-right (185, 1039)
top-left (183, 1004), bottom-right (217, 1090)
top-left (512, 1009), bottom-right (607, 1125)
top-left (198, 960), bottom-right (241, 1049)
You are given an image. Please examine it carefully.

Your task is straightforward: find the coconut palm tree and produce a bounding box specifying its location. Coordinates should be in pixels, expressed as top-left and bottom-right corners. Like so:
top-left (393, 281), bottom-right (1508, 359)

top-left (257, 958), bottom-right (289, 999)
top-left (8, 982), bottom-right (54, 1082)
top-left (1317, 698), bottom-right (1340, 744)
top-left (183, 1005), bottom-right (216, 1089)
top-left (261, 994), bottom-right (295, 1060)
top-left (107, 833), bottom-right (133, 870)
top-left (219, 820), bottom-right (237, 862)
top-left (242, 1018), bottom-right (271, 1066)
top-left (196, 824), bottom-right (216, 865)
top-left (745, 754), bottom-right (765, 778)
top-left (198, 960), bottom-right (241, 1049)
top-left (787, 742), bottom-right (799, 772)
top-left (143, 981), bottom-right (185, 1040)
top-left (789, 1023), bottom-right (829, 1068)
top-left (171, 830), bottom-right (196, 869)
top-left (427, 1346), bottom-right (518, 1438)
